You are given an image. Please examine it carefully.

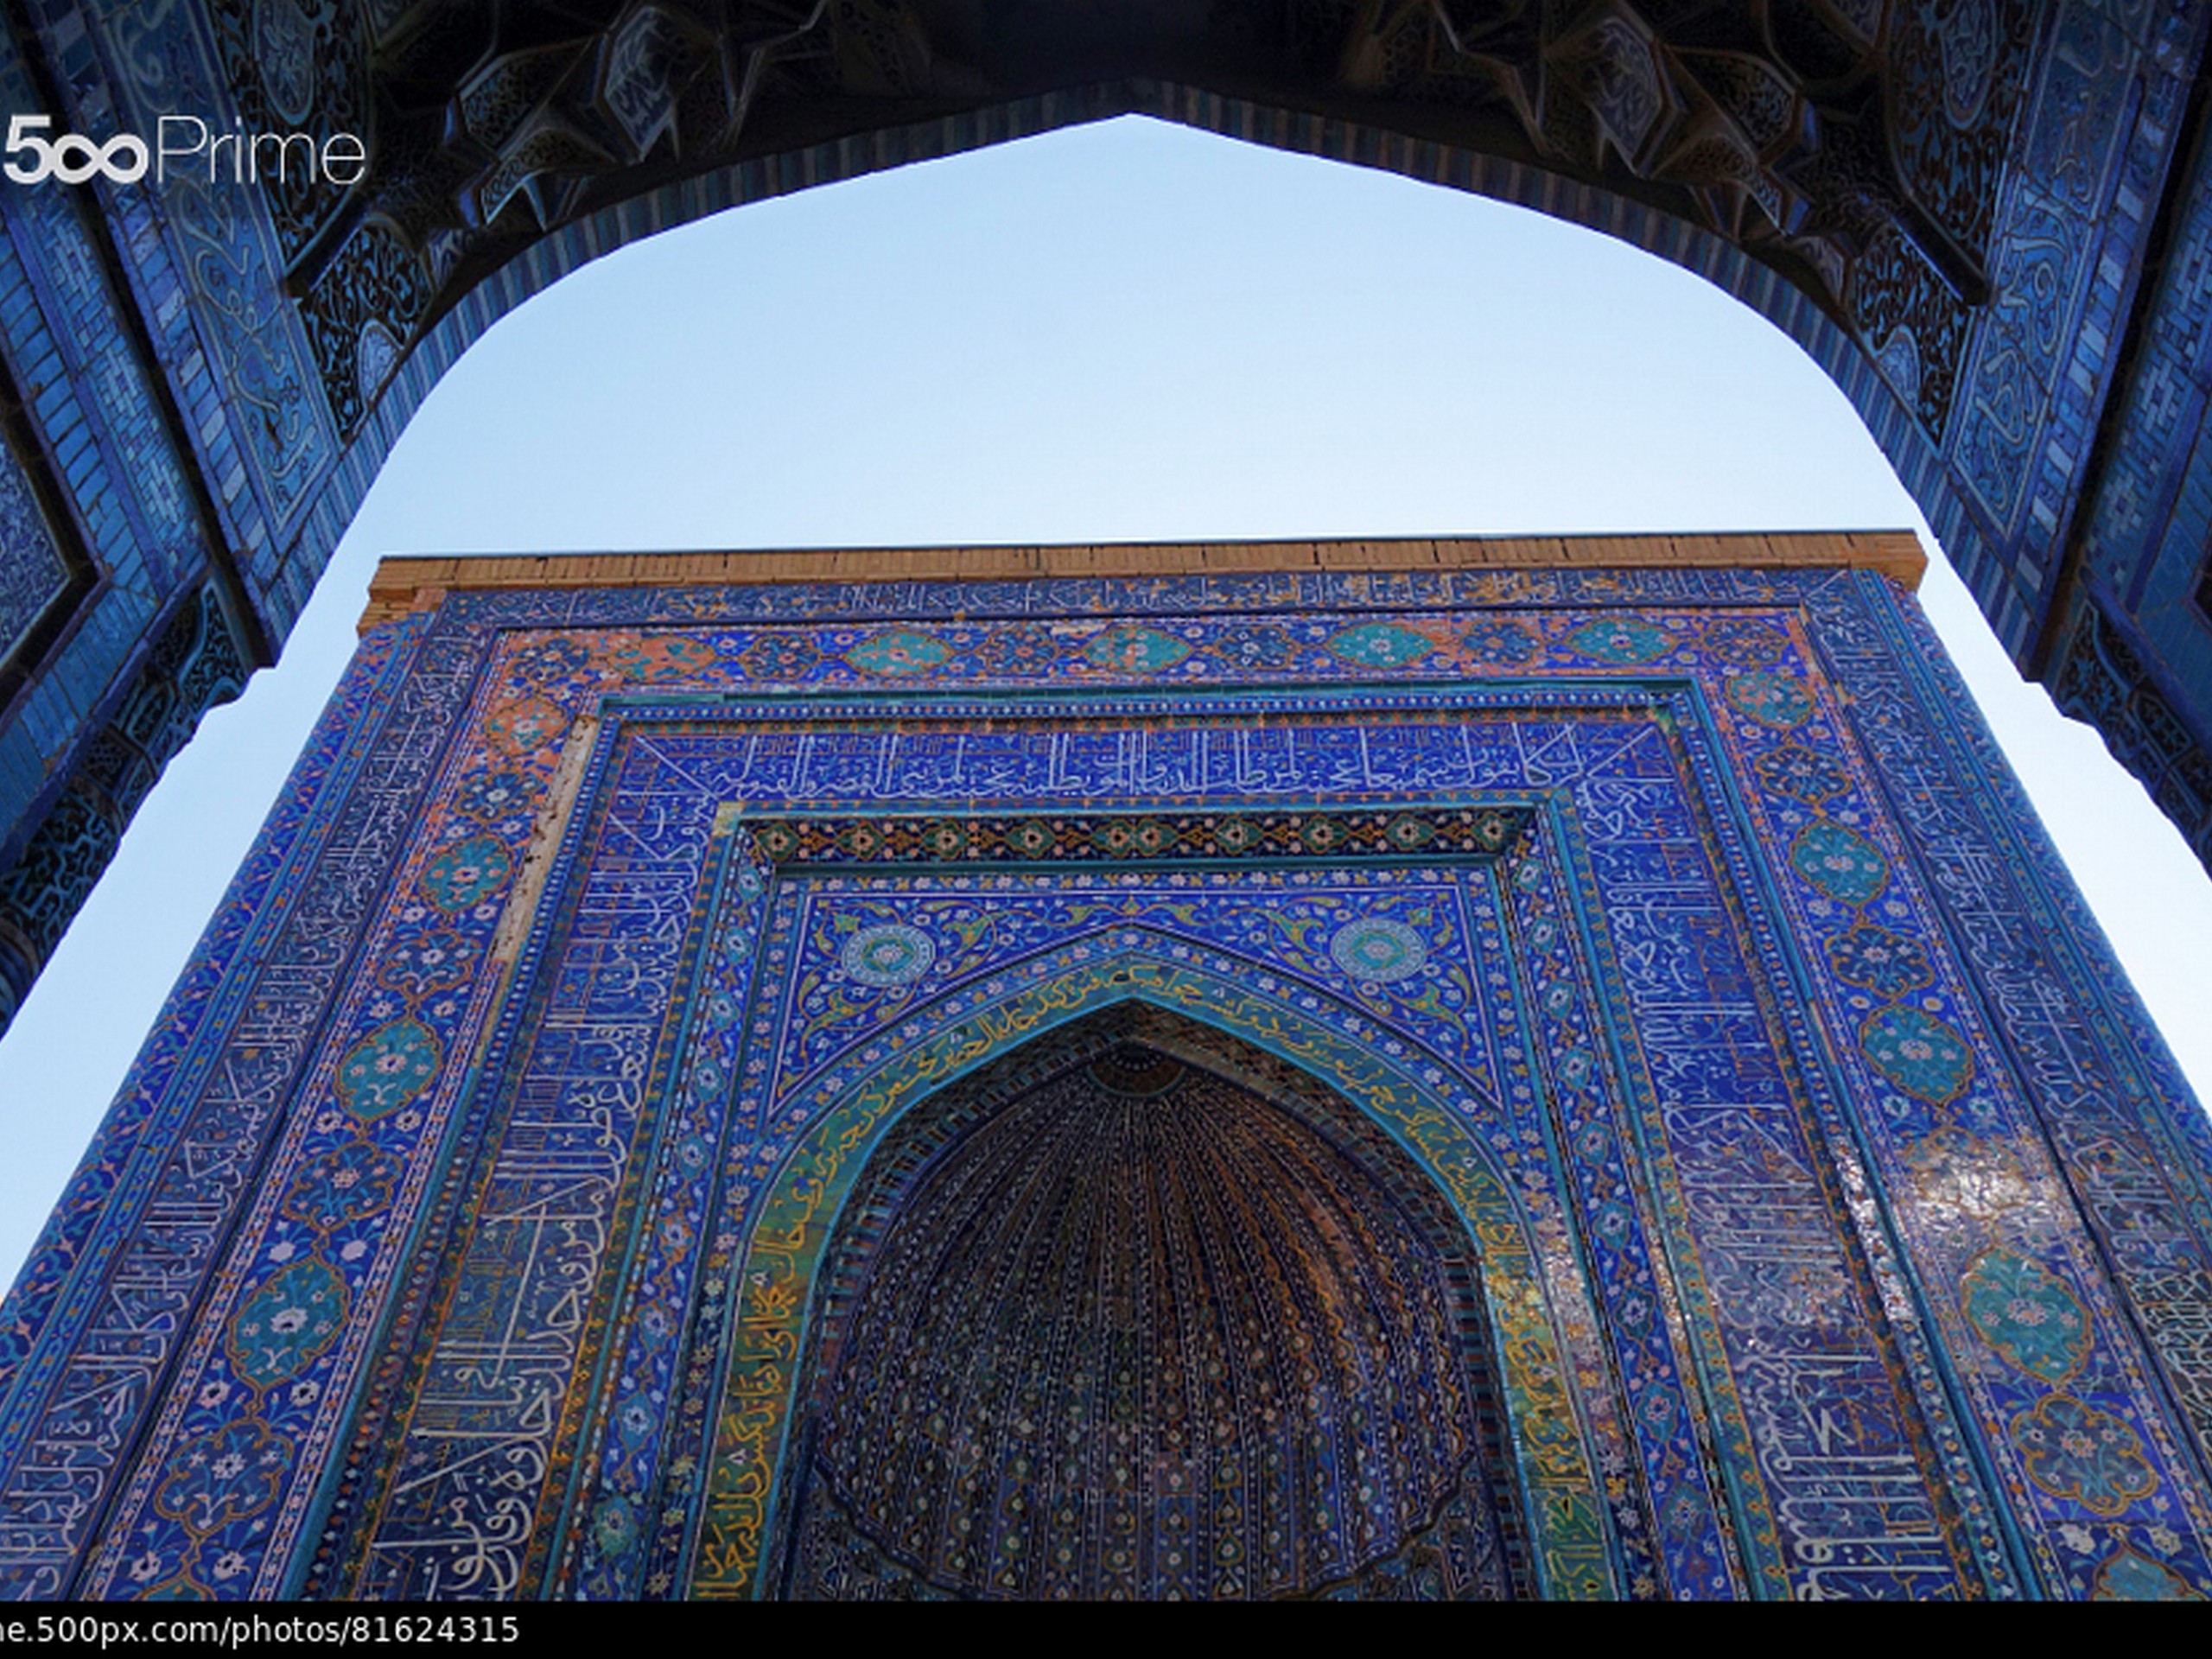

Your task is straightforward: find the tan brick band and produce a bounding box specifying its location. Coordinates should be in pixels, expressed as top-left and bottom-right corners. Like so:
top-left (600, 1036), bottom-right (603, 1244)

top-left (359, 531), bottom-right (1924, 632)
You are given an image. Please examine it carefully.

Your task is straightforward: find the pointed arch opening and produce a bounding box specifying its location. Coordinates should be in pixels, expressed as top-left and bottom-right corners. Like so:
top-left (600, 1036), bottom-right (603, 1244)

top-left (771, 1001), bottom-right (1527, 1600)
top-left (692, 940), bottom-right (1615, 1599)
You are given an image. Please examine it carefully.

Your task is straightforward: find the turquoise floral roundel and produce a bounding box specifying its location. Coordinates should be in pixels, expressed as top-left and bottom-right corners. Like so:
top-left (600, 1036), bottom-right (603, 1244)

top-left (1960, 1248), bottom-right (2090, 1385)
top-left (1563, 616), bottom-right (1671, 664)
top-left (420, 835), bottom-right (512, 914)
top-left (2094, 1548), bottom-right (2198, 1599)
top-left (1860, 1005), bottom-right (1974, 1103)
top-left (842, 923), bottom-right (936, 988)
top-left (846, 631), bottom-right (952, 677)
top-left (1324, 621), bottom-right (1433, 670)
top-left (1790, 821), bottom-right (1888, 906)
top-left (1330, 918), bottom-right (1429, 984)
top-left (228, 1255), bottom-right (349, 1389)
top-left (1084, 625), bottom-right (1192, 673)
top-left (336, 1016), bottom-right (442, 1119)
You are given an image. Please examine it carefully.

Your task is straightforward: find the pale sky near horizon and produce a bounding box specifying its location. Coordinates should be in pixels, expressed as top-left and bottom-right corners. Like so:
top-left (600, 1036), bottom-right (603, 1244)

top-left (0, 114), bottom-right (2206, 1291)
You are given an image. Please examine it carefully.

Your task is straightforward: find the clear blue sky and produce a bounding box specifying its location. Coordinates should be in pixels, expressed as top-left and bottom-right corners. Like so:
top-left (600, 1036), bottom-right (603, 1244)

top-left (1, 116), bottom-right (2205, 1288)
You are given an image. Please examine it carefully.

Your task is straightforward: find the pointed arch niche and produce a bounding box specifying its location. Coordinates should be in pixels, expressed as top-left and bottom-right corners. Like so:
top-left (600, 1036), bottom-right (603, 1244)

top-left (773, 1000), bottom-right (1520, 1601)
top-left (687, 938), bottom-right (1618, 1602)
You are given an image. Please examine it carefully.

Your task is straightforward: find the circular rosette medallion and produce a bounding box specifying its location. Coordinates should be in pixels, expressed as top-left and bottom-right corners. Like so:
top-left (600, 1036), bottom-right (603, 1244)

top-left (1330, 917), bottom-right (1430, 984)
top-left (841, 923), bottom-right (937, 988)
top-left (335, 1017), bottom-right (442, 1120)
top-left (1325, 621), bottom-right (1433, 670)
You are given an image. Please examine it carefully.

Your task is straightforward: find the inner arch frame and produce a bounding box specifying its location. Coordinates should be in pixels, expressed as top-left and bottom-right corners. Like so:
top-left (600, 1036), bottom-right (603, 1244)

top-left (684, 931), bottom-right (1619, 1600)
top-left (766, 997), bottom-right (1533, 1599)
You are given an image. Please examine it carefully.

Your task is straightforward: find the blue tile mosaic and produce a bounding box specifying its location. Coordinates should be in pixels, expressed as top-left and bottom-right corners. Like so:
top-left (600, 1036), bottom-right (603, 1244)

top-left (0, 561), bottom-right (2204, 1599)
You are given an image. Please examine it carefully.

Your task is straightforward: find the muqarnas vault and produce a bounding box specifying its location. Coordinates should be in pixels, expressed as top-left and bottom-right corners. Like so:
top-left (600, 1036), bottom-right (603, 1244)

top-left (3, 531), bottom-right (2211, 1601)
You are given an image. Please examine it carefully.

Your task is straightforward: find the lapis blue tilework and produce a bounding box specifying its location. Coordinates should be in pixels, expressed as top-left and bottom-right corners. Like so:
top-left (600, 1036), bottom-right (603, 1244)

top-left (0, 563), bottom-right (2203, 1599)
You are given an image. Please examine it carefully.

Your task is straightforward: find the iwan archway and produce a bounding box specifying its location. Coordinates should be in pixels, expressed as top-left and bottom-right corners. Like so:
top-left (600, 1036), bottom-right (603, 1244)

top-left (1, 2), bottom-right (2209, 1024)
top-left (680, 950), bottom-right (1611, 1603)
top-left (766, 1000), bottom-right (1530, 1601)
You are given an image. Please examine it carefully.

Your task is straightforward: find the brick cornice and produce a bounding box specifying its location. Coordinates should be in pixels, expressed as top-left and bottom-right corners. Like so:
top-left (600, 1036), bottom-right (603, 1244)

top-left (360, 531), bottom-right (1925, 631)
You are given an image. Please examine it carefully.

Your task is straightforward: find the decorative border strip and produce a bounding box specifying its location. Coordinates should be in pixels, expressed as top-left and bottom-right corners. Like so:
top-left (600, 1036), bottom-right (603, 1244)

top-left (731, 804), bottom-right (1534, 868)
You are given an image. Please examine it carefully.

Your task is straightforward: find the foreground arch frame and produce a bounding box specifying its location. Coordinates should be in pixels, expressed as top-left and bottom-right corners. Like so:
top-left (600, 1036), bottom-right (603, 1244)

top-left (1, 3), bottom-right (2211, 1026)
top-left (3, 534), bottom-right (2211, 1598)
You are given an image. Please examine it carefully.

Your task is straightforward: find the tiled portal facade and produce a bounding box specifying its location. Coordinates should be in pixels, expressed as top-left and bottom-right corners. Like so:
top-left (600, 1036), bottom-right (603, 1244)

top-left (1, 536), bottom-right (2209, 1600)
